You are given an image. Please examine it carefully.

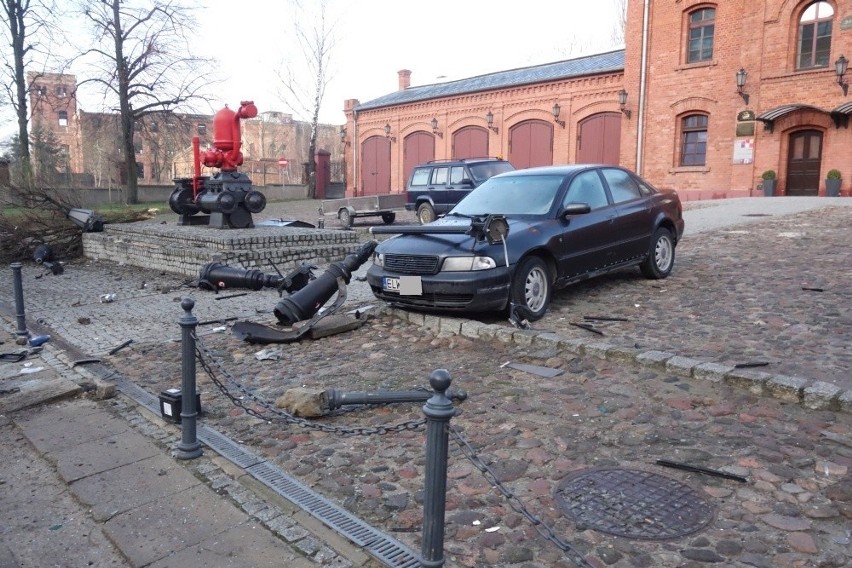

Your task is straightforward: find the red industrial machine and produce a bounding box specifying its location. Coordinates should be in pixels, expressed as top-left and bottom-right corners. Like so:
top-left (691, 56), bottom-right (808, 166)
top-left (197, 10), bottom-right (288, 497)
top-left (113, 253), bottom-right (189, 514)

top-left (169, 101), bottom-right (267, 229)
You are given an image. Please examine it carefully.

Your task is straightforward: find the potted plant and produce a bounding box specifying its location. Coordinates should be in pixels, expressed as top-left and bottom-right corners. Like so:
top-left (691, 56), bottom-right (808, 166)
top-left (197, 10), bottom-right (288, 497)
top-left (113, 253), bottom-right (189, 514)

top-left (826, 169), bottom-right (842, 197)
top-left (761, 170), bottom-right (777, 197)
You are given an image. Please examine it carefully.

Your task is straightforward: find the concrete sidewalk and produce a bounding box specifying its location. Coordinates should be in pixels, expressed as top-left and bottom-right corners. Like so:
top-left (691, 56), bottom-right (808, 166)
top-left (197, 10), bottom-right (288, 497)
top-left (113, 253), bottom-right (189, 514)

top-left (0, 336), bottom-right (379, 567)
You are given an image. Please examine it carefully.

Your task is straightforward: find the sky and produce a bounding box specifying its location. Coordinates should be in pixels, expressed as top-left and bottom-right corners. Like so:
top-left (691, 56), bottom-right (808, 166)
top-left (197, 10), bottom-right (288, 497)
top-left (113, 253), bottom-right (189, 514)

top-left (1, 0), bottom-right (624, 137)
top-left (193, 0), bottom-right (625, 124)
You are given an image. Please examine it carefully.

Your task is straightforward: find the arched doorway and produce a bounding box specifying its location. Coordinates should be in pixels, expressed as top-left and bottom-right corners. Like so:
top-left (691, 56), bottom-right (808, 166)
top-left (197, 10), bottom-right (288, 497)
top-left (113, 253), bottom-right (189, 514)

top-left (508, 120), bottom-right (553, 169)
top-left (452, 126), bottom-right (489, 159)
top-left (577, 112), bottom-right (622, 165)
top-left (403, 131), bottom-right (435, 188)
top-left (786, 129), bottom-right (822, 196)
top-left (360, 136), bottom-right (391, 196)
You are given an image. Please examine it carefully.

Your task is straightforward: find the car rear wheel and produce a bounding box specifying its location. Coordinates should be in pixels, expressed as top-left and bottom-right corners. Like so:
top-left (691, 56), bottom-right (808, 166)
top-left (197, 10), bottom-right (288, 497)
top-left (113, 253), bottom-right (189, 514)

top-left (640, 227), bottom-right (675, 279)
top-left (510, 256), bottom-right (551, 321)
top-left (417, 203), bottom-right (436, 224)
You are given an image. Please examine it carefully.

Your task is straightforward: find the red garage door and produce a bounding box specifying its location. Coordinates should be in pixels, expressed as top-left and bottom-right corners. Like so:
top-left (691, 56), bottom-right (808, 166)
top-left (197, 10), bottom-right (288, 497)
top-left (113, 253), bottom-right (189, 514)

top-left (508, 120), bottom-right (553, 169)
top-left (360, 136), bottom-right (391, 195)
top-left (452, 126), bottom-right (489, 159)
top-left (577, 112), bottom-right (621, 165)
top-left (403, 131), bottom-right (435, 187)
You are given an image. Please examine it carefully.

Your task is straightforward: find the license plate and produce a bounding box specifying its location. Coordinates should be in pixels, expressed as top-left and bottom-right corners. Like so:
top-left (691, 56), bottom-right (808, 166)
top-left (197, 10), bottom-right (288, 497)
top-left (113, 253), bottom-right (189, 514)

top-left (383, 276), bottom-right (422, 295)
top-left (383, 277), bottom-right (400, 291)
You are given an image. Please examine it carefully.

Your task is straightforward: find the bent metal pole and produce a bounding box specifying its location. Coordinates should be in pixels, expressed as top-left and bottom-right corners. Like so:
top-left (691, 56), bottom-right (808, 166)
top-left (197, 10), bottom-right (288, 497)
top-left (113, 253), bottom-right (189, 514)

top-left (11, 263), bottom-right (28, 337)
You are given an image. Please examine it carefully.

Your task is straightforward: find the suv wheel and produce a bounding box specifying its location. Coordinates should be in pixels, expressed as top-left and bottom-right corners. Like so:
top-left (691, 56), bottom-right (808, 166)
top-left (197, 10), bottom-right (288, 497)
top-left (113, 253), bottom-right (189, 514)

top-left (417, 203), bottom-right (436, 224)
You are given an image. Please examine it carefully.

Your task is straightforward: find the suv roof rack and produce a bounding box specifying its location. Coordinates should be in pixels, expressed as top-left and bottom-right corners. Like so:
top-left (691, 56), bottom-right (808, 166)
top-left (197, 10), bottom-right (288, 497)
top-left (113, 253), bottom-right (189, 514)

top-left (425, 157), bottom-right (503, 164)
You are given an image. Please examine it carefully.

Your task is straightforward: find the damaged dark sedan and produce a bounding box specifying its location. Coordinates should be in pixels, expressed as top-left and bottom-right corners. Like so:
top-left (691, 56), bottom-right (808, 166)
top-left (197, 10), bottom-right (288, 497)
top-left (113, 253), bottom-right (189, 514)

top-left (366, 164), bottom-right (685, 322)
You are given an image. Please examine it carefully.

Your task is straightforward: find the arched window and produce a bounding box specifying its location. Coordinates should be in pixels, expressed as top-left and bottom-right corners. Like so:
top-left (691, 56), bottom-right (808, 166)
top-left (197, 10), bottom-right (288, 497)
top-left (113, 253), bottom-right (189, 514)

top-left (687, 7), bottom-right (715, 63)
top-left (680, 114), bottom-right (708, 166)
top-left (797, 2), bottom-right (834, 69)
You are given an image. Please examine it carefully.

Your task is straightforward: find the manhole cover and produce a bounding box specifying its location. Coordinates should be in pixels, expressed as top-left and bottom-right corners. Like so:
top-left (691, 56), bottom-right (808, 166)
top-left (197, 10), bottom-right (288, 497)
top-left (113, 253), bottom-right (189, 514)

top-left (554, 467), bottom-right (715, 540)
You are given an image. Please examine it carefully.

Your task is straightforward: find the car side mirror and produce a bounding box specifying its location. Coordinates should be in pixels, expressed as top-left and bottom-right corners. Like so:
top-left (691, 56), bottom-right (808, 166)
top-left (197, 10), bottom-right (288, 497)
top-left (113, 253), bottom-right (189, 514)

top-left (561, 202), bottom-right (591, 219)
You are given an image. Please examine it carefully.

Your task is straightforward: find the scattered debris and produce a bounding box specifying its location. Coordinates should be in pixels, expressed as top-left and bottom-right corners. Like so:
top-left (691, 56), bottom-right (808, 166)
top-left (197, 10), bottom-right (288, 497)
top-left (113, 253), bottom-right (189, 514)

top-left (19, 366), bottom-right (45, 374)
top-left (107, 339), bottom-right (133, 355)
top-left (28, 335), bottom-right (50, 347)
top-left (99, 294), bottom-right (116, 303)
top-left (78, 317), bottom-right (91, 325)
top-left (72, 358), bottom-right (101, 367)
top-left (214, 292), bottom-right (248, 301)
top-left (0, 387), bottom-right (21, 395)
top-left (801, 287), bottom-right (824, 292)
top-left (570, 322), bottom-right (604, 336)
top-left (254, 347), bottom-right (283, 361)
top-left (500, 361), bottom-right (564, 378)
top-left (584, 315), bottom-right (629, 322)
top-left (734, 362), bottom-right (769, 368)
top-left (655, 459), bottom-right (747, 483)
top-left (197, 316), bottom-right (239, 326)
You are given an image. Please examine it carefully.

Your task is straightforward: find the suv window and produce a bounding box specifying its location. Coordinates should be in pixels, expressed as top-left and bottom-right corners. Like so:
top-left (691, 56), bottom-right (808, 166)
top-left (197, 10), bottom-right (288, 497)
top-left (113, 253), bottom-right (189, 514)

top-left (450, 166), bottom-right (466, 184)
top-left (469, 161), bottom-right (514, 182)
top-left (410, 168), bottom-right (430, 187)
top-left (431, 167), bottom-right (449, 185)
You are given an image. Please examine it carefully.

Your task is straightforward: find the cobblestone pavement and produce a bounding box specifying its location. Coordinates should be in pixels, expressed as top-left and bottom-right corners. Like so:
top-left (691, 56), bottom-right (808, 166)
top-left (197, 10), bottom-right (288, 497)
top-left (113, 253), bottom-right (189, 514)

top-left (0, 199), bottom-right (850, 567)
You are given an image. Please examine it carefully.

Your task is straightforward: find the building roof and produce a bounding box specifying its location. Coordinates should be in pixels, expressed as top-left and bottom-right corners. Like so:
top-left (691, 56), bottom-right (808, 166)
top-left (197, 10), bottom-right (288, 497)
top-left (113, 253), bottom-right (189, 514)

top-left (354, 49), bottom-right (625, 112)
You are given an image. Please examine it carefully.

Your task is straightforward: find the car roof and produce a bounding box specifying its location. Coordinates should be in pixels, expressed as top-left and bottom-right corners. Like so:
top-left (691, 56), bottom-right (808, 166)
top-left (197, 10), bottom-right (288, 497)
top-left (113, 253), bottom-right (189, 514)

top-left (497, 164), bottom-right (610, 176)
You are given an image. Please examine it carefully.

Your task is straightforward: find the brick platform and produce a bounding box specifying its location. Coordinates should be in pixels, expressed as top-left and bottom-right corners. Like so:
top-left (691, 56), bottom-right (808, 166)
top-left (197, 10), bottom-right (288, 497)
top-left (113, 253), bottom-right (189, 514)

top-left (82, 221), bottom-right (362, 278)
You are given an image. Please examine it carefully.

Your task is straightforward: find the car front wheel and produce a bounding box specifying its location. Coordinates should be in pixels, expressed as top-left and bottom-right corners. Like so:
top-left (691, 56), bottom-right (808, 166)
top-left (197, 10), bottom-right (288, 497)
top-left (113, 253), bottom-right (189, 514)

top-left (417, 203), bottom-right (436, 224)
top-left (640, 227), bottom-right (675, 279)
top-left (510, 256), bottom-right (551, 321)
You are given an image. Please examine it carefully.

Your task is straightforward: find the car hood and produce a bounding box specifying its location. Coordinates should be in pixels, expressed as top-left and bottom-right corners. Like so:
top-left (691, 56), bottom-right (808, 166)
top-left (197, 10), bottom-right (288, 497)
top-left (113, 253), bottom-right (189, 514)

top-left (375, 215), bottom-right (536, 256)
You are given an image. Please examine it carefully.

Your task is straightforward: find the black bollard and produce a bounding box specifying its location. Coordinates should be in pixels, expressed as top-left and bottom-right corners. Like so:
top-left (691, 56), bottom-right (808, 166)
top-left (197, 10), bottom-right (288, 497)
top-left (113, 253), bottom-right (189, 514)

top-left (175, 298), bottom-right (202, 459)
top-left (421, 369), bottom-right (457, 568)
top-left (11, 263), bottom-right (28, 337)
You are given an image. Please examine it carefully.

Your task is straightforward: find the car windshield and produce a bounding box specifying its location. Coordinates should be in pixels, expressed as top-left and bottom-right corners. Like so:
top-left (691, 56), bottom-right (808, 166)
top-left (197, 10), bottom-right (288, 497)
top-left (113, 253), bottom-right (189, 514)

top-left (467, 161), bottom-right (515, 182)
top-left (451, 174), bottom-right (565, 216)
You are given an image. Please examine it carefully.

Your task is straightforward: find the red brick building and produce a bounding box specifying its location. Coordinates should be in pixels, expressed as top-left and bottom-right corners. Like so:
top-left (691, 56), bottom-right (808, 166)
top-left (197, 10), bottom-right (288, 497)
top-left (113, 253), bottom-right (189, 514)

top-left (343, 0), bottom-right (852, 199)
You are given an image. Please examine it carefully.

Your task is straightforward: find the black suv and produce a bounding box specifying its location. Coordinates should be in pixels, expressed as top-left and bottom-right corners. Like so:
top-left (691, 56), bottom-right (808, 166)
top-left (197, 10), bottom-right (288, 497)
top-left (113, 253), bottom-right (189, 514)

top-left (404, 158), bottom-right (514, 224)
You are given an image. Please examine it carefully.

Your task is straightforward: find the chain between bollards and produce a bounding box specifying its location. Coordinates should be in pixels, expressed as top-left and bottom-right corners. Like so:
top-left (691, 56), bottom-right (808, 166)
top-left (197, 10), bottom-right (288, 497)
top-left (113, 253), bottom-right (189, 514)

top-left (420, 369), bottom-right (457, 568)
top-left (11, 263), bottom-right (29, 338)
top-left (175, 297), bottom-right (202, 459)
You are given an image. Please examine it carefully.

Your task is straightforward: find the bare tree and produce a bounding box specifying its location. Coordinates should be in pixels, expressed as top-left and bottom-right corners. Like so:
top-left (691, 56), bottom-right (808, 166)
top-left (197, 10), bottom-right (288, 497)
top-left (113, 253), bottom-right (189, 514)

top-left (611, 0), bottom-right (628, 48)
top-left (276, 0), bottom-right (337, 198)
top-left (75, 0), bottom-right (212, 203)
top-left (0, 0), bottom-right (61, 187)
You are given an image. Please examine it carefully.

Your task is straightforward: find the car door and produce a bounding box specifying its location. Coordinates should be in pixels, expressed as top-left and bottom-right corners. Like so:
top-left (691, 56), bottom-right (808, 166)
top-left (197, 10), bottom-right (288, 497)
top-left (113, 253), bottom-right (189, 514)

top-left (556, 169), bottom-right (621, 278)
top-left (428, 166), bottom-right (451, 215)
top-left (600, 167), bottom-right (654, 261)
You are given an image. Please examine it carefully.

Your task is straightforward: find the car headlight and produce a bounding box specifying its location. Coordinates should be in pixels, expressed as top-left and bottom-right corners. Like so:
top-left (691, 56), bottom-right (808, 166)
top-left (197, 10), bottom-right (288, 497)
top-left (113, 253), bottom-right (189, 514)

top-left (373, 252), bottom-right (384, 267)
top-left (442, 256), bottom-right (497, 272)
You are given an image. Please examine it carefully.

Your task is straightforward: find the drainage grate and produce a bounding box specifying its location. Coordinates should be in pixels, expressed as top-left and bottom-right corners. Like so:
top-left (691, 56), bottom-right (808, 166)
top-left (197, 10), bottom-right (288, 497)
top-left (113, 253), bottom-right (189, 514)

top-left (197, 424), bottom-right (264, 469)
top-left (247, 461), bottom-right (420, 567)
top-left (554, 467), bottom-right (715, 540)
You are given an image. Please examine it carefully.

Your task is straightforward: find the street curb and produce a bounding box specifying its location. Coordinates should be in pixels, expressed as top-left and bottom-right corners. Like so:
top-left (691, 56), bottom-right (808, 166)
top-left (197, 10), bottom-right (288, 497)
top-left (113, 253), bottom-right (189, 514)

top-left (380, 306), bottom-right (852, 415)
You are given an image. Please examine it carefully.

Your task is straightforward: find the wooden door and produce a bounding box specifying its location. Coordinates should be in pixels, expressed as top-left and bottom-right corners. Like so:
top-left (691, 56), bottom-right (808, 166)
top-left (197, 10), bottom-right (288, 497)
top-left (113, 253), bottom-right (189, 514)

top-left (360, 136), bottom-right (391, 196)
top-left (577, 113), bottom-right (622, 165)
top-left (452, 126), bottom-right (489, 159)
top-left (403, 131), bottom-right (435, 189)
top-left (508, 120), bottom-right (553, 169)
top-left (786, 130), bottom-right (822, 196)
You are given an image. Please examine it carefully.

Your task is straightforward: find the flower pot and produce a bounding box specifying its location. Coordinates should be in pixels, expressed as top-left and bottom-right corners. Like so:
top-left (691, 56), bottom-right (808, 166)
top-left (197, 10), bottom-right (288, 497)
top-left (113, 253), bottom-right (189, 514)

top-left (826, 178), bottom-right (841, 197)
top-left (762, 179), bottom-right (776, 197)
